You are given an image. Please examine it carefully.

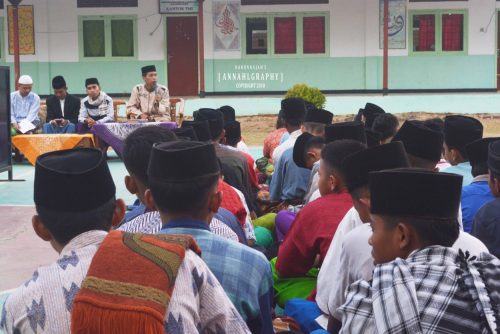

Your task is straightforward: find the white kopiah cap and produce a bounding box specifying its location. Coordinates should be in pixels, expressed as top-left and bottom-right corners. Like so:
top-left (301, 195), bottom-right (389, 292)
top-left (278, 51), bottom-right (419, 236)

top-left (18, 75), bottom-right (33, 85)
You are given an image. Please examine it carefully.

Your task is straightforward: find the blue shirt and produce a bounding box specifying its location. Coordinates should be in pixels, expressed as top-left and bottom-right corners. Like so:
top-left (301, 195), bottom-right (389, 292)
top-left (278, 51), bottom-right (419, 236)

top-left (442, 162), bottom-right (473, 186)
top-left (461, 178), bottom-right (494, 233)
top-left (215, 207), bottom-right (247, 244)
top-left (10, 91), bottom-right (40, 124)
top-left (270, 148), bottom-right (311, 202)
top-left (472, 197), bottom-right (500, 258)
top-left (161, 218), bottom-right (274, 334)
top-left (123, 202), bottom-right (146, 223)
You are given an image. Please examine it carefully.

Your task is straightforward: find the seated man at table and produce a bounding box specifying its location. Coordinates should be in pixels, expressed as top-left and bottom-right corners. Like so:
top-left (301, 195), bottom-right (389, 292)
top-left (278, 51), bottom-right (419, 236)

top-left (43, 76), bottom-right (80, 134)
top-left (11, 74), bottom-right (40, 134)
top-left (126, 65), bottom-right (170, 122)
top-left (77, 78), bottom-right (114, 133)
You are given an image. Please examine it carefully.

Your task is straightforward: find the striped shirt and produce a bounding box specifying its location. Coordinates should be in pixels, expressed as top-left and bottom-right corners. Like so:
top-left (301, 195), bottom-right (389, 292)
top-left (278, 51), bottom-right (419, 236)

top-left (118, 211), bottom-right (239, 242)
top-left (1, 230), bottom-right (250, 333)
top-left (339, 246), bottom-right (500, 333)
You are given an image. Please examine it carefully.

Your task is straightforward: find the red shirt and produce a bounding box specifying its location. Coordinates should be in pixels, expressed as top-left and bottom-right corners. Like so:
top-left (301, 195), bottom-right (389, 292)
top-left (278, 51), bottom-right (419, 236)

top-left (218, 179), bottom-right (247, 226)
top-left (276, 190), bottom-right (353, 277)
top-left (242, 152), bottom-right (259, 188)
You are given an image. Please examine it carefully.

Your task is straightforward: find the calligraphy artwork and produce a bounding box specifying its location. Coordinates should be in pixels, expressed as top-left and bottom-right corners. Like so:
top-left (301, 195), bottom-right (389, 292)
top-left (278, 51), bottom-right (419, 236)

top-left (213, 0), bottom-right (240, 51)
top-left (379, 0), bottom-right (406, 49)
top-left (8, 5), bottom-right (35, 55)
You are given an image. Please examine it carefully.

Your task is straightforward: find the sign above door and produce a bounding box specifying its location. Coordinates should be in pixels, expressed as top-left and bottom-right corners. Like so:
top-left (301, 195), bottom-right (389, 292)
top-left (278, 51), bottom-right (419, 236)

top-left (160, 0), bottom-right (198, 14)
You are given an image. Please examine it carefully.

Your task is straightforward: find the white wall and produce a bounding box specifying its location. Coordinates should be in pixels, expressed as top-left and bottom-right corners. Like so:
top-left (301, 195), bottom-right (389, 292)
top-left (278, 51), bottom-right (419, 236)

top-left (1, 0), bottom-right (497, 63)
top-left (206, 0), bottom-right (498, 60)
top-left (0, 0), bottom-right (166, 63)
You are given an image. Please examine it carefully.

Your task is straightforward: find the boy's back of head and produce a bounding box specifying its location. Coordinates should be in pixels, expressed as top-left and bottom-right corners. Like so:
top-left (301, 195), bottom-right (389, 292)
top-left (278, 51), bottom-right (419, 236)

top-left (321, 140), bottom-right (367, 178)
top-left (148, 141), bottom-right (221, 216)
top-left (34, 148), bottom-right (118, 245)
top-left (122, 126), bottom-right (177, 187)
top-left (372, 113), bottom-right (399, 142)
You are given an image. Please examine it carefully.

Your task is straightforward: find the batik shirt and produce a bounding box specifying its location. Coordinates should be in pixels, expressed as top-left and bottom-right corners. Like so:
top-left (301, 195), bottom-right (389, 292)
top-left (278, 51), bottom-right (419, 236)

top-left (118, 211), bottom-right (239, 242)
top-left (263, 128), bottom-right (287, 160)
top-left (339, 246), bottom-right (500, 334)
top-left (0, 230), bottom-right (250, 334)
top-left (126, 84), bottom-right (170, 121)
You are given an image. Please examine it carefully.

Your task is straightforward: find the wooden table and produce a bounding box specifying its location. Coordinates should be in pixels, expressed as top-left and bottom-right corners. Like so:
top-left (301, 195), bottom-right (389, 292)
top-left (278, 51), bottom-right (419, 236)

top-left (12, 134), bottom-right (95, 165)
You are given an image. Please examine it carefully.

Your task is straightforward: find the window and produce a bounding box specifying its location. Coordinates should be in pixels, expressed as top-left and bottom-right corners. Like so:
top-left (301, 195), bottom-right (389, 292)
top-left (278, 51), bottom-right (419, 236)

top-left (0, 18), bottom-right (4, 60)
top-left (303, 16), bottom-right (325, 53)
top-left (274, 17), bottom-right (296, 54)
top-left (111, 20), bottom-right (134, 56)
top-left (413, 15), bottom-right (435, 52)
top-left (80, 16), bottom-right (137, 59)
top-left (442, 14), bottom-right (464, 51)
top-left (83, 20), bottom-right (105, 57)
top-left (244, 13), bottom-right (328, 57)
top-left (410, 10), bottom-right (466, 54)
top-left (77, 0), bottom-right (138, 7)
top-left (246, 18), bottom-right (268, 54)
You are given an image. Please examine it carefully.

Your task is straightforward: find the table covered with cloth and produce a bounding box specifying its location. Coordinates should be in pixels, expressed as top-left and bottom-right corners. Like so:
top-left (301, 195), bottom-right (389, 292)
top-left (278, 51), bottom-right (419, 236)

top-left (12, 134), bottom-right (95, 165)
top-left (91, 122), bottom-right (177, 157)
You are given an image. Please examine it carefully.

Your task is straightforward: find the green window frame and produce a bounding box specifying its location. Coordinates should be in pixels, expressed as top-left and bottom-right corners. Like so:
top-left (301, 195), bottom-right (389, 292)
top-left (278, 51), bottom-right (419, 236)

top-left (0, 17), bottom-right (4, 62)
top-left (241, 12), bottom-right (329, 58)
top-left (78, 15), bottom-right (138, 61)
top-left (409, 9), bottom-right (468, 56)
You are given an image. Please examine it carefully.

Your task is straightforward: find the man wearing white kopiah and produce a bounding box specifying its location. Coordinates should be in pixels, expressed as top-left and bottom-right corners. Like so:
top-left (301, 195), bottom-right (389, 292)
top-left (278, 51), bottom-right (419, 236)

top-left (10, 75), bottom-right (40, 134)
top-left (126, 65), bottom-right (170, 122)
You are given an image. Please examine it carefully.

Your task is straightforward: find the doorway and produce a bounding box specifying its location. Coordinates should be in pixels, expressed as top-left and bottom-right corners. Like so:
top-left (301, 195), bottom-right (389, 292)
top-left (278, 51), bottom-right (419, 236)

top-left (166, 16), bottom-right (199, 96)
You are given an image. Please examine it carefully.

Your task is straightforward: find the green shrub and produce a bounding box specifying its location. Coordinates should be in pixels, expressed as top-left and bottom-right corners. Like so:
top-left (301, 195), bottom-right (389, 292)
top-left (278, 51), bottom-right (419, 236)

top-left (284, 83), bottom-right (326, 108)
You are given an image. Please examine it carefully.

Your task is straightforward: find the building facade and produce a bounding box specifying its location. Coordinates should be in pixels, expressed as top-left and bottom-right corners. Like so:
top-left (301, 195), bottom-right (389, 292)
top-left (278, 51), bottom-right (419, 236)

top-left (0, 0), bottom-right (498, 96)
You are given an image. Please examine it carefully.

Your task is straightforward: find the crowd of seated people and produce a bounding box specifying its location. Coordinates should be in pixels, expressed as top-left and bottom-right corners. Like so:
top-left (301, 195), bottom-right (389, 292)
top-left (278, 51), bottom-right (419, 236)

top-left (3, 73), bottom-right (500, 333)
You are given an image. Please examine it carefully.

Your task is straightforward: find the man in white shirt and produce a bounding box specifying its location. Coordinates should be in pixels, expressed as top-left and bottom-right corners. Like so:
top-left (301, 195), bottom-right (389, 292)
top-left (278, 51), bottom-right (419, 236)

top-left (10, 74), bottom-right (40, 133)
top-left (316, 142), bottom-right (410, 319)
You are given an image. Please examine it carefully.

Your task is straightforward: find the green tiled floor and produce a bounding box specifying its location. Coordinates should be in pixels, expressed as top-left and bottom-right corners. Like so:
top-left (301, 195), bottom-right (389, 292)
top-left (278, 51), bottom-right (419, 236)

top-left (0, 158), bottom-right (136, 206)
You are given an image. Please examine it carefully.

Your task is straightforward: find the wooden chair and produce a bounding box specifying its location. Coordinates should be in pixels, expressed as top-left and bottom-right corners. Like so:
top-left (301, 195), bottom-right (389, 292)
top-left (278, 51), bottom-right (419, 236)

top-left (35, 101), bottom-right (47, 133)
top-left (169, 97), bottom-right (185, 126)
top-left (113, 97), bottom-right (185, 125)
top-left (113, 99), bottom-right (126, 122)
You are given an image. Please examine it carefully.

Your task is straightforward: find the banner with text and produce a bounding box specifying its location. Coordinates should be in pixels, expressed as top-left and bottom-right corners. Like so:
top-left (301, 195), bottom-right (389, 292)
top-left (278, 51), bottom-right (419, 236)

top-left (160, 0), bottom-right (198, 13)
